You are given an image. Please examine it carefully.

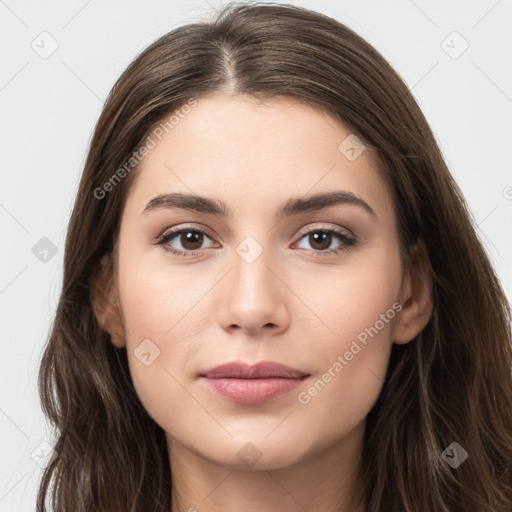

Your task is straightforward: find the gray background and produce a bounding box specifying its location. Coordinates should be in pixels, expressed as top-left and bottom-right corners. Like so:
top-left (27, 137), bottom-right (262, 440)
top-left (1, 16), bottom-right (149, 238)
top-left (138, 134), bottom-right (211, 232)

top-left (1, 0), bottom-right (511, 509)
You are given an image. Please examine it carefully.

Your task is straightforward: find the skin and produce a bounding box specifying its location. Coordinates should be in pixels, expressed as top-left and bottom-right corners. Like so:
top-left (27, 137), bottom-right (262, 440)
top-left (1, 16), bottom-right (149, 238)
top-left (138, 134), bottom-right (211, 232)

top-left (91, 92), bottom-right (433, 512)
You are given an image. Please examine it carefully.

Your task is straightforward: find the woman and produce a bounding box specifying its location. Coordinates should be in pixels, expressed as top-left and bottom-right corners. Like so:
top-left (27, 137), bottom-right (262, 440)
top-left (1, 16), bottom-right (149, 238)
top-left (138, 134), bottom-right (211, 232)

top-left (37, 2), bottom-right (512, 511)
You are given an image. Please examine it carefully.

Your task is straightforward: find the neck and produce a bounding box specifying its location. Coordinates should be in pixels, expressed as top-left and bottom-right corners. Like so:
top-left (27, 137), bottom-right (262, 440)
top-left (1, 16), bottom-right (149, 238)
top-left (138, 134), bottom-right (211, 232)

top-left (168, 422), bottom-right (366, 512)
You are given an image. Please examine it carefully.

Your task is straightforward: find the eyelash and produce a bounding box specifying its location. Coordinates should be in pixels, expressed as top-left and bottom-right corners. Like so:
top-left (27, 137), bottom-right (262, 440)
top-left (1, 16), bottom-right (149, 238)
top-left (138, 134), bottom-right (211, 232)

top-left (155, 224), bottom-right (357, 259)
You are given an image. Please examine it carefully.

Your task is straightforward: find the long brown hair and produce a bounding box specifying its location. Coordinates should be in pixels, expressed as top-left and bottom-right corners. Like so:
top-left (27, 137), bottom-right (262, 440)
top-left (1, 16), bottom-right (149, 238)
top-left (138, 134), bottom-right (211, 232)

top-left (37, 2), bottom-right (512, 510)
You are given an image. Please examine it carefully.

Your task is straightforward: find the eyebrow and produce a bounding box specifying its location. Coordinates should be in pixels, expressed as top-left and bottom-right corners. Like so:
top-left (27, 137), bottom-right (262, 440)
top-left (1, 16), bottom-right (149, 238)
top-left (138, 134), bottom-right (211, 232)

top-left (142, 191), bottom-right (377, 219)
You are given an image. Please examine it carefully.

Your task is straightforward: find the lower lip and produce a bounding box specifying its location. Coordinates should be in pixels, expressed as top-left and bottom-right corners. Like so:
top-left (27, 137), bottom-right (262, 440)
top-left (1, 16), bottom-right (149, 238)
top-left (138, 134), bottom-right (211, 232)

top-left (202, 376), bottom-right (307, 404)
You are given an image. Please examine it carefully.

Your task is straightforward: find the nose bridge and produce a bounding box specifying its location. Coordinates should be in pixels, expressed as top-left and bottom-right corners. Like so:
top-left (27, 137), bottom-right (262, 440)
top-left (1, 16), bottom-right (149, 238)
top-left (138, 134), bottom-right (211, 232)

top-left (215, 229), bottom-right (289, 333)
top-left (230, 232), bottom-right (279, 303)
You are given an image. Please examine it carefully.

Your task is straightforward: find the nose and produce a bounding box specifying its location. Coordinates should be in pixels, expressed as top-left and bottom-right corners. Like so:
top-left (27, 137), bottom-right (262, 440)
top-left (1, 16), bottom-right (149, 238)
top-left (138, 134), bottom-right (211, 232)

top-left (215, 244), bottom-right (290, 337)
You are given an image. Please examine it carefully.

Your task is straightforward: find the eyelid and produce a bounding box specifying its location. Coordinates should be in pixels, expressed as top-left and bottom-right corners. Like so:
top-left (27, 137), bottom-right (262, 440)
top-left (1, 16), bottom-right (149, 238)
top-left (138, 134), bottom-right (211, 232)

top-left (294, 222), bottom-right (355, 240)
top-left (157, 223), bottom-right (216, 240)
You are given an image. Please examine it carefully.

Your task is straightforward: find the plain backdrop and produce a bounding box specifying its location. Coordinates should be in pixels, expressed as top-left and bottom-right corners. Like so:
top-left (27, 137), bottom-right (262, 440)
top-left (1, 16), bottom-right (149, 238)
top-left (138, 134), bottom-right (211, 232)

top-left (1, 0), bottom-right (511, 509)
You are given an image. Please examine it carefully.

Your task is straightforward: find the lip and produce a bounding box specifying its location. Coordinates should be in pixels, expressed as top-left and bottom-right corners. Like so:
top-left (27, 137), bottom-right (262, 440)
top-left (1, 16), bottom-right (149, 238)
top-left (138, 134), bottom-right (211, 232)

top-left (200, 361), bottom-right (310, 405)
top-left (203, 361), bottom-right (309, 379)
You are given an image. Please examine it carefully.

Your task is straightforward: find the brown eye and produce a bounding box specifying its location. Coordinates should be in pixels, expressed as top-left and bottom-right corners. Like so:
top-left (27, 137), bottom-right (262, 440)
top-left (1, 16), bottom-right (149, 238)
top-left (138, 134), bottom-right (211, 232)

top-left (295, 227), bottom-right (355, 255)
top-left (307, 231), bottom-right (333, 251)
top-left (158, 227), bottom-right (216, 256)
top-left (178, 230), bottom-right (204, 251)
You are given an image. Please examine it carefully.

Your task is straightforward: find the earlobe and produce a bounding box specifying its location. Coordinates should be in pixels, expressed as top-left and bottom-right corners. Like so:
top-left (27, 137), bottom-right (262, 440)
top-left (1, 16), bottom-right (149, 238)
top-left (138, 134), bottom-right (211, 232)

top-left (89, 254), bottom-right (126, 348)
top-left (392, 240), bottom-right (434, 345)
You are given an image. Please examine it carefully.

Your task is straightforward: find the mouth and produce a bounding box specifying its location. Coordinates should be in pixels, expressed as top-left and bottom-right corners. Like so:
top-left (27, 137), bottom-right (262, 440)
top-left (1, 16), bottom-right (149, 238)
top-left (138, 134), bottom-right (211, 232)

top-left (200, 361), bottom-right (310, 405)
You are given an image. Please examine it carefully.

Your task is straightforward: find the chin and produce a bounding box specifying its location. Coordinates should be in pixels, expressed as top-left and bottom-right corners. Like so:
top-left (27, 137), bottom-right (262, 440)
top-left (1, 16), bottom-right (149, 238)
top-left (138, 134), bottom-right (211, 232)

top-left (191, 432), bottom-right (311, 471)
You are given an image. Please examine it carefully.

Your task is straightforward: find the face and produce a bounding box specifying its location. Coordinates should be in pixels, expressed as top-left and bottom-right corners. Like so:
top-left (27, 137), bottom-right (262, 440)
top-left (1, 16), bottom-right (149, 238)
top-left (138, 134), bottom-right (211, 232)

top-left (105, 93), bottom-right (407, 470)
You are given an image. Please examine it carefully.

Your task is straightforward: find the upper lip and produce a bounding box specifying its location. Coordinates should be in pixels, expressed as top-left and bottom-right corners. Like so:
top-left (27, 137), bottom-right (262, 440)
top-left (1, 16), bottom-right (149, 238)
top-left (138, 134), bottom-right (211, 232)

top-left (202, 361), bottom-right (309, 379)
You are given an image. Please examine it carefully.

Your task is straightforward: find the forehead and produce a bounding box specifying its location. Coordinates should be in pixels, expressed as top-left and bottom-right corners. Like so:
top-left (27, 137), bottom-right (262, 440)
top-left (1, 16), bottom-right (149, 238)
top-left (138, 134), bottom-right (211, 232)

top-left (123, 93), bottom-right (393, 222)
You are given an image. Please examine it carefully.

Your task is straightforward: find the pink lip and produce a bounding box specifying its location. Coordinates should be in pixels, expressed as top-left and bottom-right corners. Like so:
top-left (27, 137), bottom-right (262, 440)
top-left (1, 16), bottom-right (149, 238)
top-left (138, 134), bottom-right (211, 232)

top-left (200, 361), bottom-right (309, 405)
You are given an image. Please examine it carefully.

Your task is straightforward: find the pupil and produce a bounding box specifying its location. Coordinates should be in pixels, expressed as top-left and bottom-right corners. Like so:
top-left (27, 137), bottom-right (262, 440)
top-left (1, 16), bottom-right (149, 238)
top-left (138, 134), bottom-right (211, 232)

top-left (311, 232), bottom-right (330, 250)
top-left (182, 231), bottom-right (202, 250)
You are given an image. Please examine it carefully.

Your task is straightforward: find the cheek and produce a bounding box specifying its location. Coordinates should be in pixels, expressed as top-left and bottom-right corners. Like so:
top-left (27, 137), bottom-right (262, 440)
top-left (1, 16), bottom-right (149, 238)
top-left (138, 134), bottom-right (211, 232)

top-left (116, 255), bottom-right (205, 427)
top-left (119, 255), bottom-right (202, 336)
top-left (303, 245), bottom-right (401, 351)
top-left (292, 248), bottom-right (400, 425)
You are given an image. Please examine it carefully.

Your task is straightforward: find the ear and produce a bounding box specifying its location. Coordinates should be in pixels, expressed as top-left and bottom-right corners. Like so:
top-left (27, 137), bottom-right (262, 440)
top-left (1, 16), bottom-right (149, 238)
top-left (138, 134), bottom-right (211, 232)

top-left (392, 239), bottom-right (433, 344)
top-left (89, 254), bottom-right (125, 348)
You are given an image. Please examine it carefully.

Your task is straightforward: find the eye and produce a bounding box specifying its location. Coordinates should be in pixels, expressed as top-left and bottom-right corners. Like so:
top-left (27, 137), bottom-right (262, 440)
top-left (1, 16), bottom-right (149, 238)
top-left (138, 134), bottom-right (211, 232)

top-left (293, 226), bottom-right (357, 257)
top-left (156, 226), bottom-right (217, 257)
top-left (155, 224), bottom-right (357, 258)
